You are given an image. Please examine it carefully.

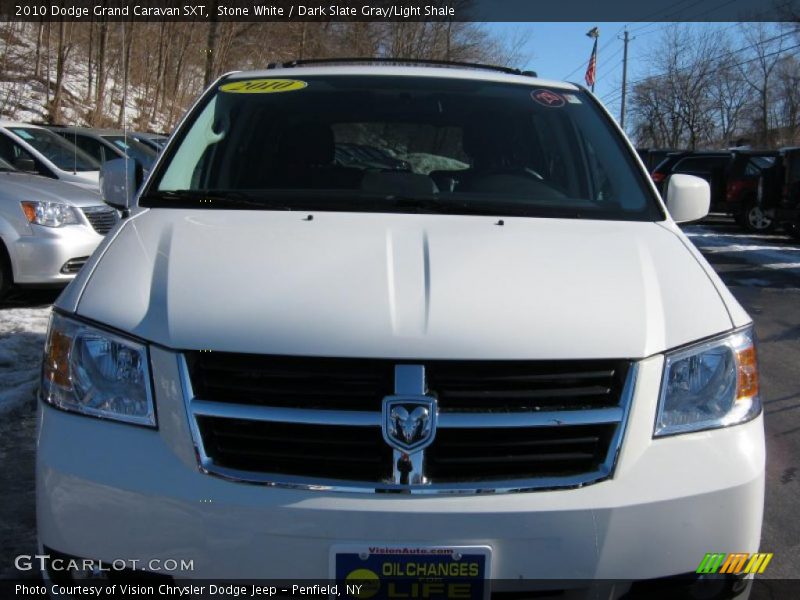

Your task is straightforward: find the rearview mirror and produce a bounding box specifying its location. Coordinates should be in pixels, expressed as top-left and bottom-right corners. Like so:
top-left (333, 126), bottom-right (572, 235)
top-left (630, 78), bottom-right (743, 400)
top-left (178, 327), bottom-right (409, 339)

top-left (100, 158), bottom-right (142, 210)
top-left (665, 174), bottom-right (710, 223)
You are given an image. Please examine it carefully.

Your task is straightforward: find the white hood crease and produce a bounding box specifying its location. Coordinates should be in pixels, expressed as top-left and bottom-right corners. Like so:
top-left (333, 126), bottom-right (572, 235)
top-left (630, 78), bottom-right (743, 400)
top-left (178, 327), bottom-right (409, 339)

top-left (74, 210), bottom-right (734, 360)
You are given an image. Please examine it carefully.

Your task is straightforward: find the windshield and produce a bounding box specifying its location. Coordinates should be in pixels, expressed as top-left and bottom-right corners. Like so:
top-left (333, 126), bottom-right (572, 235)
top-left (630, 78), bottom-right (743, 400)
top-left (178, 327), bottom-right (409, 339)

top-left (9, 127), bottom-right (100, 172)
top-left (148, 75), bottom-right (661, 220)
top-left (103, 135), bottom-right (157, 168)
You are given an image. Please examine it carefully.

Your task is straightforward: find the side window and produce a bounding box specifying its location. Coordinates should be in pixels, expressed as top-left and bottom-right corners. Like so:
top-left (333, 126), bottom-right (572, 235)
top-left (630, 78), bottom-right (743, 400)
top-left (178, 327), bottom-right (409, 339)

top-left (0, 133), bottom-right (50, 176)
top-left (744, 160), bottom-right (760, 177)
top-left (72, 136), bottom-right (104, 163)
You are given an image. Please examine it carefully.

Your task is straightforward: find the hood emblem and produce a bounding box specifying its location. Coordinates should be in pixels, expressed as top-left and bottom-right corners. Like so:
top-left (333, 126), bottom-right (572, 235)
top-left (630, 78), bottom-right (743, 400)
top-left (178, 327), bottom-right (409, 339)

top-left (382, 396), bottom-right (437, 453)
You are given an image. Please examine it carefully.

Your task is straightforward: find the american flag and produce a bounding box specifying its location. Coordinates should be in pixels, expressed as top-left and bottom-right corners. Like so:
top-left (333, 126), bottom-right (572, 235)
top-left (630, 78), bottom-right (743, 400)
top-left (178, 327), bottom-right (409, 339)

top-left (585, 38), bottom-right (598, 88)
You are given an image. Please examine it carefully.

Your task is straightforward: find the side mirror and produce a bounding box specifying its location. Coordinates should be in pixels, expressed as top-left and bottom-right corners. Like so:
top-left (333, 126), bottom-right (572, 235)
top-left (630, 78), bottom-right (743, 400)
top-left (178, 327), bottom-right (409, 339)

top-left (13, 157), bottom-right (36, 173)
top-left (665, 174), bottom-right (710, 223)
top-left (100, 158), bottom-right (142, 210)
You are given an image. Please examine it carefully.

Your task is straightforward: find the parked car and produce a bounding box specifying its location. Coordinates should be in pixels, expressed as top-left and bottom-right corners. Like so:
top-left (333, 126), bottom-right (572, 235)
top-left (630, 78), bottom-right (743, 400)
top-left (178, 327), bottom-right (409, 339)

top-left (636, 147), bottom-right (678, 173)
top-left (39, 63), bottom-right (763, 596)
top-left (0, 121), bottom-right (100, 190)
top-left (50, 127), bottom-right (158, 170)
top-left (651, 150), bottom-right (778, 231)
top-left (764, 147), bottom-right (800, 238)
top-left (129, 131), bottom-right (168, 152)
top-left (0, 156), bottom-right (118, 296)
top-left (650, 151), bottom-right (731, 207)
top-left (728, 151), bottom-right (778, 232)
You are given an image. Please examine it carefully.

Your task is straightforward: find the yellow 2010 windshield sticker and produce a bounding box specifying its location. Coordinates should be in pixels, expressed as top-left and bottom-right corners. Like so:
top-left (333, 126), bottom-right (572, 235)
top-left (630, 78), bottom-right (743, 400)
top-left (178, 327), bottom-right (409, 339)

top-left (219, 79), bottom-right (307, 93)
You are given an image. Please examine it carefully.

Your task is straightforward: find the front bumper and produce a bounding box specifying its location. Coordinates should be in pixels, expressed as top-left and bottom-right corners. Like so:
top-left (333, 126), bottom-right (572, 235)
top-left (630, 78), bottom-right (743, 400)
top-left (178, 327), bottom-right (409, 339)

top-left (36, 350), bottom-right (765, 588)
top-left (9, 224), bottom-right (103, 285)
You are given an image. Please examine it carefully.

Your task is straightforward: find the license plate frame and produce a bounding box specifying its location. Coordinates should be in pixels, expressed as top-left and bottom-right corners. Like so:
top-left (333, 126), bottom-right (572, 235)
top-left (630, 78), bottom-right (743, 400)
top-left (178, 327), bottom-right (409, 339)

top-left (331, 544), bottom-right (491, 600)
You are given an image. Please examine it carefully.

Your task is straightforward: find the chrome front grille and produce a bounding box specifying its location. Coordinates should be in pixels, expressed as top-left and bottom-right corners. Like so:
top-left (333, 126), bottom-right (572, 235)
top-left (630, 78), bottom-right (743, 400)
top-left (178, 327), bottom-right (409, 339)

top-left (181, 353), bottom-right (636, 493)
top-left (81, 205), bottom-right (118, 234)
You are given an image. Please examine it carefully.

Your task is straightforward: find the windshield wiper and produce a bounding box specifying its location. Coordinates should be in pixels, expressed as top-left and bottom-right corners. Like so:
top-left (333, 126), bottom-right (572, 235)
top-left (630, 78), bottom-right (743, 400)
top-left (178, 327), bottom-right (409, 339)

top-left (378, 195), bottom-right (542, 217)
top-left (140, 190), bottom-right (295, 210)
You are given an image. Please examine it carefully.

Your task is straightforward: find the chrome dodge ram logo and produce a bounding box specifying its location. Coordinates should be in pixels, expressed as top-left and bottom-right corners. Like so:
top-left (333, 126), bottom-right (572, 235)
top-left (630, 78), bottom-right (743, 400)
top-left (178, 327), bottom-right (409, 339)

top-left (382, 396), bottom-right (437, 453)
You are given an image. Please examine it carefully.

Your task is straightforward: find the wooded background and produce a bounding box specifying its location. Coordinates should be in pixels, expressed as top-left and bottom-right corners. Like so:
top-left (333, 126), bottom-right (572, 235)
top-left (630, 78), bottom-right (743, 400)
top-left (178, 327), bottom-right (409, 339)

top-left (611, 22), bottom-right (800, 149)
top-left (1, 18), bottom-right (799, 150)
top-left (0, 19), bottom-right (525, 132)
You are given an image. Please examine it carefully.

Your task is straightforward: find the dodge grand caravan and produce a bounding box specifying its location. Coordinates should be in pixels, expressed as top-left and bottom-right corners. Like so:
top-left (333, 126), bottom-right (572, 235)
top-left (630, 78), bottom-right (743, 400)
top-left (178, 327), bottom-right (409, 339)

top-left (37, 63), bottom-right (765, 598)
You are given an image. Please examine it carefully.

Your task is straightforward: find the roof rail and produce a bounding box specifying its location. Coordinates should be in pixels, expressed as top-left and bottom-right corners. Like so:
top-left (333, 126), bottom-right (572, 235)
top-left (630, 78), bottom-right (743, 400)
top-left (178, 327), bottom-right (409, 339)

top-left (266, 57), bottom-right (537, 78)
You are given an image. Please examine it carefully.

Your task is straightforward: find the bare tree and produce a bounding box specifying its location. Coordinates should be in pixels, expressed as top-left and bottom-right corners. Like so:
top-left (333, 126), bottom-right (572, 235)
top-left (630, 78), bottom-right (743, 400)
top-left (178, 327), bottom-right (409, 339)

top-left (738, 23), bottom-right (786, 146)
top-left (775, 54), bottom-right (800, 145)
top-left (48, 19), bottom-right (74, 123)
top-left (629, 26), bottom-right (720, 149)
top-left (709, 43), bottom-right (751, 146)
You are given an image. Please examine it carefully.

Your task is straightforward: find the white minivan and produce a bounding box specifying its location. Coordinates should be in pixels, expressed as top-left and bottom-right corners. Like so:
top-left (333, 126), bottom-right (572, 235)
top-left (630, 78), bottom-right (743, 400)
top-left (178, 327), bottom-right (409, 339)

top-left (37, 63), bottom-right (764, 599)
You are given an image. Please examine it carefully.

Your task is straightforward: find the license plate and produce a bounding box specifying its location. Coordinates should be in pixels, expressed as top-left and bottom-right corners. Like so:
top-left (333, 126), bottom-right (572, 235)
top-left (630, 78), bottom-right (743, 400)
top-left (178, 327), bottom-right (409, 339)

top-left (332, 545), bottom-right (491, 600)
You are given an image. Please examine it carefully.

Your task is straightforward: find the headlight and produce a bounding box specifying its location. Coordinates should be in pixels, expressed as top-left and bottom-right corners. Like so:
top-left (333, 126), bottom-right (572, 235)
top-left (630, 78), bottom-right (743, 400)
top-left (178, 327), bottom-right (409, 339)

top-left (21, 200), bottom-right (80, 227)
top-left (41, 312), bottom-right (155, 427)
top-left (655, 327), bottom-right (760, 437)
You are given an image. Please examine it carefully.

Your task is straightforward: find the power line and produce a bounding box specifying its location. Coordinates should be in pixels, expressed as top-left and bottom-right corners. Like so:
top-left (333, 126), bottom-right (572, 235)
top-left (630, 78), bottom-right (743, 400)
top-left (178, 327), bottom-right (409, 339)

top-left (599, 28), bottom-right (797, 105)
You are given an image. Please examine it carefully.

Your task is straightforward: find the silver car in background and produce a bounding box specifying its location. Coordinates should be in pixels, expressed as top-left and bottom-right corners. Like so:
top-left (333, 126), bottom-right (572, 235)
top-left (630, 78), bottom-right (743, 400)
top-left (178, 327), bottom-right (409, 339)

top-left (0, 121), bottom-right (101, 191)
top-left (0, 157), bottom-right (117, 296)
top-left (50, 126), bottom-right (158, 170)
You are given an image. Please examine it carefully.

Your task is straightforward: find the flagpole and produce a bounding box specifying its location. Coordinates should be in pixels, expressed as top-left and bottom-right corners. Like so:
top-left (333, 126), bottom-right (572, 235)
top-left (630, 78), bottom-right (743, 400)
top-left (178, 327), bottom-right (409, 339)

top-left (585, 27), bottom-right (600, 93)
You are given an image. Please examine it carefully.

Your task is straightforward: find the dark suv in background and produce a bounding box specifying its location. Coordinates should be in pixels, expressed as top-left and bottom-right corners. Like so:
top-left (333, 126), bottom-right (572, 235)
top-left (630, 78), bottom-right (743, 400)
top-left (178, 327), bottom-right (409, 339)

top-left (651, 150), bottom-right (777, 231)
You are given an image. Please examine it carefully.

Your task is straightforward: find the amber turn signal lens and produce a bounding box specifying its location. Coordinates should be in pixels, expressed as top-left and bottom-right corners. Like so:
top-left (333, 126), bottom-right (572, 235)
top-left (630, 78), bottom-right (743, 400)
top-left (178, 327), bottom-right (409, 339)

top-left (735, 344), bottom-right (759, 400)
top-left (44, 329), bottom-right (72, 387)
top-left (21, 201), bottom-right (37, 223)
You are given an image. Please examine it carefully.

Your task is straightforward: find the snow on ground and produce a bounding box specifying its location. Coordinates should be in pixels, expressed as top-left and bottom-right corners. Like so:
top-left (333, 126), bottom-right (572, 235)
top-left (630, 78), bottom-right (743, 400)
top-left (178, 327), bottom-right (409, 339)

top-left (0, 306), bottom-right (50, 415)
top-left (684, 225), bottom-right (800, 274)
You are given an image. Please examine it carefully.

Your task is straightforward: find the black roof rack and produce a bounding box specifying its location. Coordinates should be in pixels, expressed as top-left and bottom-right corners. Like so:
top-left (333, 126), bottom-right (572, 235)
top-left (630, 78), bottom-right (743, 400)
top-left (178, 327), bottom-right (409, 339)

top-left (266, 57), bottom-right (537, 78)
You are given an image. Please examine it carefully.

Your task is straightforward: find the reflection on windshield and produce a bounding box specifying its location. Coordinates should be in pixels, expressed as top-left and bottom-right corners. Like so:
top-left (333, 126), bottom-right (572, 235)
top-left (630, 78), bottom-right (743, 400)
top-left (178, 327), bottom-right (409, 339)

top-left (10, 128), bottom-right (100, 172)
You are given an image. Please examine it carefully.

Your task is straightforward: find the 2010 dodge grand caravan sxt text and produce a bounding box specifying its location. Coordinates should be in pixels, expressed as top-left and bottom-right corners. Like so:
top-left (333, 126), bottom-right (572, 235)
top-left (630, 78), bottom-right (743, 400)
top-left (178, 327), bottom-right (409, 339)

top-left (37, 64), bottom-right (765, 599)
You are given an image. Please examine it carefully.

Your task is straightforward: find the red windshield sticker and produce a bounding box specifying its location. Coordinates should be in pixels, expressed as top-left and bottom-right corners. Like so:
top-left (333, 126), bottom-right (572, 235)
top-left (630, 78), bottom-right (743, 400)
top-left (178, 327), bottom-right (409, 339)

top-left (531, 89), bottom-right (566, 107)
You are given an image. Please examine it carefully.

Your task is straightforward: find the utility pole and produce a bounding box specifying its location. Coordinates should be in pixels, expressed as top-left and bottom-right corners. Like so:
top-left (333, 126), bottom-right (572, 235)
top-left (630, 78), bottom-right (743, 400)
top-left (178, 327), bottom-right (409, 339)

top-left (619, 28), bottom-right (632, 130)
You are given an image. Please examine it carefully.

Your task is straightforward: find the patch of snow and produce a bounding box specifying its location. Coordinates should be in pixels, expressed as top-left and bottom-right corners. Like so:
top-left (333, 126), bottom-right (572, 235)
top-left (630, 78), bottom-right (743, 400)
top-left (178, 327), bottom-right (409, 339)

top-left (0, 307), bottom-right (50, 416)
top-left (762, 263), bottom-right (800, 270)
top-left (685, 225), bottom-right (800, 271)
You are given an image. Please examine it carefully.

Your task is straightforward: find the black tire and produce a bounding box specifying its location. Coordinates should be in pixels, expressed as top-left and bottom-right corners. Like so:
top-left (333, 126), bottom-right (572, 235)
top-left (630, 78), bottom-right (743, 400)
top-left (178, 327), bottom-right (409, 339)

top-left (741, 202), bottom-right (776, 233)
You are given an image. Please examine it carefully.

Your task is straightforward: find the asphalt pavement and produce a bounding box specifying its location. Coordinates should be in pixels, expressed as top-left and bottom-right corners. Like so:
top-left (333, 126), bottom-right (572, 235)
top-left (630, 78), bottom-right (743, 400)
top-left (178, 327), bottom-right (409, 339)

top-left (0, 216), bottom-right (797, 593)
top-left (683, 217), bottom-right (800, 591)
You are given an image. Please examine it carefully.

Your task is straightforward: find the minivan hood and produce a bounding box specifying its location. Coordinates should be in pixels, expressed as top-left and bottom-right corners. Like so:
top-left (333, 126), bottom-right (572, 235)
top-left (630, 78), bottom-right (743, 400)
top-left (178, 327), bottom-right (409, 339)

top-left (75, 210), bottom-right (732, 359)
top-left (60, 170), bottom-right (100, 189)
top-left (0, 171), bottom-right (102, 206)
